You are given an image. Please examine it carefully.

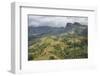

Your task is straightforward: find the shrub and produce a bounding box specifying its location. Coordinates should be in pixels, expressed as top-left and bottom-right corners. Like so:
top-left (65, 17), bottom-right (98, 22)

top-left (49, 56), bottom-right (55, 60)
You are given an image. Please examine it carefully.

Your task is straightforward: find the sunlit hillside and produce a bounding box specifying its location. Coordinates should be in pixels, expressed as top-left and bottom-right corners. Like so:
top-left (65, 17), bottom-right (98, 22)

top-left (28, 33), bottom-right (88, 60)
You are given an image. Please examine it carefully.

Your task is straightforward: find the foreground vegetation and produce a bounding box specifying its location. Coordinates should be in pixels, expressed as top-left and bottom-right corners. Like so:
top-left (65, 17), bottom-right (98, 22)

top-left (28, 33), bottom-right (88, 60)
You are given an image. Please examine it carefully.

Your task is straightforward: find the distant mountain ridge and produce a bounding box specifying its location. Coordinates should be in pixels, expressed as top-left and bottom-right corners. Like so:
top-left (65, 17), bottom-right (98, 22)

top-left (28, 22), bottom-right (87, 41)
top-left (65, 22), bottom-right (87, 35)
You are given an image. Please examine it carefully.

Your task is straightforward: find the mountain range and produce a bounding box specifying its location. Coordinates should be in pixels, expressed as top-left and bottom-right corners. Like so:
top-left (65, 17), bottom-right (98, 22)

top-left (28, 22), bottom-right (87, 41)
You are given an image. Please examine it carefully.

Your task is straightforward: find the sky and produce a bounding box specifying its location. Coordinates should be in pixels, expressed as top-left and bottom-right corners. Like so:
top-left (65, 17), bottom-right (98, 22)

top-left (28, 15), bottom-right (88, 27)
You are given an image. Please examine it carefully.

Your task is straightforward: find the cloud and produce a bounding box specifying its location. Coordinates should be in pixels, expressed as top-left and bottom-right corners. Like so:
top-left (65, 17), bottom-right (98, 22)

top-left (28, 15), bottom-right (88, 27)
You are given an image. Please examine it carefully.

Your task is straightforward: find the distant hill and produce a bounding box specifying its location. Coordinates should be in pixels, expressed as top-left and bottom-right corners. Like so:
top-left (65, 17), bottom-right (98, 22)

top-left (28, 22), bottom-right (87, 41)
top-left (65, 22), bottom-right (87, 35)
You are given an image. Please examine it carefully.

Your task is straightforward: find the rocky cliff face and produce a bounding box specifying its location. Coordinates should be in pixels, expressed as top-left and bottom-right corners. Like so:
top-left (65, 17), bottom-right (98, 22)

top-left (65, 22), bottom-right (87, 35)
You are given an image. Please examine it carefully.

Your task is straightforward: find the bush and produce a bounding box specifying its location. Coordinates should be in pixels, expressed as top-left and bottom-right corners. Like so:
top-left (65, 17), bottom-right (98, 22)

top-left (49, 56), bottom-right (55, 60)
top-left (28, 54), bottom-right (34, 60)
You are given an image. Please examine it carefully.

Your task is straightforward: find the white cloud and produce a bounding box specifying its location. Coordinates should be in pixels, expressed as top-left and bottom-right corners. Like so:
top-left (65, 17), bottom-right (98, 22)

top-left (28, 15), bottom-right (88, 27)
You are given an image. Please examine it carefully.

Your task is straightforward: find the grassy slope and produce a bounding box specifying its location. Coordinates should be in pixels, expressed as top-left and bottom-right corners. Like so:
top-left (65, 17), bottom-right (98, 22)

top-left (28, 33), bottom-right (88, 60)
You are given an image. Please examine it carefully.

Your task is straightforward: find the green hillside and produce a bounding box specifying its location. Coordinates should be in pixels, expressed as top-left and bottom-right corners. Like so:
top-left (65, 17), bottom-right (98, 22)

top-left (28, 33), bottom-right (88, 60)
